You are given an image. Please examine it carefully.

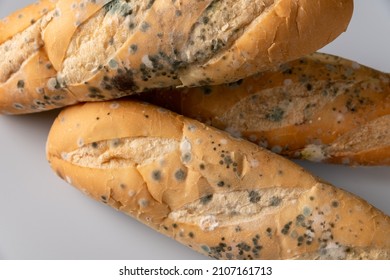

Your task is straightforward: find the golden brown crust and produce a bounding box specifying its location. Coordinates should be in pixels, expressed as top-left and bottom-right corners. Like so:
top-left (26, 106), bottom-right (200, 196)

top-left (0, 49), bottom-right (76, 114)
top-left (46, 100), bottom-right (390, 260)
top-left (0, 0), bottom-right (353, 114)
top-left (141, 53), bottom-right (390, 166)
top-left (0, 0), bottom-right (57, 43)
top-left (0, 0), bottom-right (71, 114)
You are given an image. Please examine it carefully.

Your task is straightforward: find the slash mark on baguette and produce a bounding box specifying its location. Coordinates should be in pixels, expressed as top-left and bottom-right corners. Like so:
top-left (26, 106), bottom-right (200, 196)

top-left (327, 115), bottom-right (390, 155)
top-left (61, 0), bottom-right (148, 84)
top-left (63, 137), bottom-right (179, 168)
top-left (169, 187), bottom-right (304, 232)
top-left (218, 82), bottom-right (350, 131)
top-left (0, 20), bottom-right (44, 83)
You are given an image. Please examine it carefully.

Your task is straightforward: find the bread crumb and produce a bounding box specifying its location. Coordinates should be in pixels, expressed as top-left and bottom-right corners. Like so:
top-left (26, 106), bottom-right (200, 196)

top-left (199, 215), bottom-right (219, 232)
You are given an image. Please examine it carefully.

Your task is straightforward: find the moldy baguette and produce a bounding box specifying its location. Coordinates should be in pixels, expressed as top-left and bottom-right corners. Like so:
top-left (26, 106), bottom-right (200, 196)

top-left (141, 52), bottom-right (390, 166)
top-left (0, 0), bottom-right (353, 114)
top-left (46, 100), bottom-right (390, 260)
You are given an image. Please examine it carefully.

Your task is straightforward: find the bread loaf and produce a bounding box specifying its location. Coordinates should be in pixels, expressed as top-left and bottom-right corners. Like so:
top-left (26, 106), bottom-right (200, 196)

top-left (46, 100), bottom-right (390, 260)
top-left (0, 0), bottom-right (353, 114)
top-left (141, 52), bottom-right (390, 166)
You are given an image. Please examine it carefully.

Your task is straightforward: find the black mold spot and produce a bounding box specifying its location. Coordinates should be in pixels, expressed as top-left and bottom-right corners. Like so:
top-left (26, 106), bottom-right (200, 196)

top-left (17, 80), bottom-right (25, 89)
top-left (297, 235), bottom-right (305, 246)
top-left (88, 87), bottom-right (105, 99)
top-left (151, 170), bottom-right (162, 181)
top-left (210, 38), bottom-right (225, 53)
top-left (129, 44), bottom-right (138, 54)
top-left (203, 86), bottom-right (212, 95)
top-left (111, 68), bottom-right (139, 91)
top-left (252, 235), bottom-right (260, 246)
top-left (248, 190), bottom-right (261, 203)
top-left (174, 169), bottom-right (187, 181)
top-left (208, 242), bottom-right (227, 259)
top-left (223, 155), bottom-right (233, 167)
top-left (146, 0), bottom-right (155, 9)
top-left (217, 181), bottom-right (225, 187)
top-left (296, 214), bottom-right (305, 223)
top-left (236, 242), bottom-right (251, 252)
top-left (182, 153), bottom-right (192, 163)
top-left (281, 221), bottom-right (292, 235)
top-left (200, 194), bottom-right (213, 205)
top-left (104, 0), bottom-right (119, 13)
top-left (111, 139), bottom-right (121, 147)
top-left (266, 107), bottom-right (285, 122)
top-left (140, 22), bottom-right (151, 32)
top-left (269, 196), bottom-right (282, 206)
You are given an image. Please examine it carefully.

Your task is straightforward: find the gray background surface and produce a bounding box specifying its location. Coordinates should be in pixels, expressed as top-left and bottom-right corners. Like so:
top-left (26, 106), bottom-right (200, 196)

top-left (0, 0), bottom-right (389, 260)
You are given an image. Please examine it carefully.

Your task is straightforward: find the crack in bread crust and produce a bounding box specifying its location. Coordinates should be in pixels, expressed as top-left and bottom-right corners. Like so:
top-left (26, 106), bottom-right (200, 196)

top-left (0, 20), bottom-right (44, 84)
top-left (169, 187), bottom-right (304, 231)
top-left (63, 137), bottom-right (179, 168)
top-left (61, 0), bottom-right (148, 84)
top-left (218, 82), bottom-right (350, 131)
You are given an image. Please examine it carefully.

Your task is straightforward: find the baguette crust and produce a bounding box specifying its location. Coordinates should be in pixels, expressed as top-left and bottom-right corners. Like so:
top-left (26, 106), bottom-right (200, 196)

top-left (141, 53), bottom-right (390, 166)
top-left (0, 0), bottom-right (74, 114)
top-left (0, 0), bottom-right (56, 44)
top-left (46, 100), bottom-right (390, 260)
top-left (0, 0), bottom-right (353, 114)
